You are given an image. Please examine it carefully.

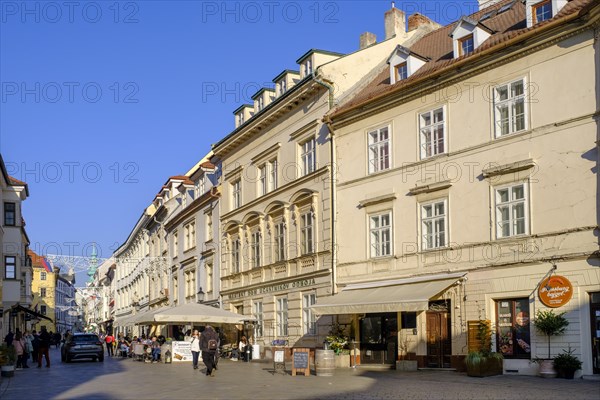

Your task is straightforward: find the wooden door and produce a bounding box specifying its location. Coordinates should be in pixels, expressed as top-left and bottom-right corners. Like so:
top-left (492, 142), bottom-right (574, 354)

top-left (426, 311), bottom-right (451, 368)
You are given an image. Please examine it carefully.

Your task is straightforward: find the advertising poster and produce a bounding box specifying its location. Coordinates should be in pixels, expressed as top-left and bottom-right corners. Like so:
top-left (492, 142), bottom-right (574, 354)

top-left (172, 341), bottom-right (192, 362)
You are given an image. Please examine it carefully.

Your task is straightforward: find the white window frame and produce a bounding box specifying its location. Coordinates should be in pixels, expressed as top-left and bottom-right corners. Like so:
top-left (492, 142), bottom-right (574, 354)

top-left (395, 62), bottom-right (408, 81)
top-left (421, 199), bottom-right (448, 250)
top-left (173, 232), bottom-right (179, 255)
top-left (300, 137), bottom-right (316, 176)
top-left (232, 179), bottom-right (242, 209)
top-left (253, 301), bottom-right (264, 338)
top-left (369, 211), bottom-right (392, 258)
top-left (300, 212), bottom-right (314, 255)
top-left (277, 297), bottom-right (289, 336)
top-left (269, 159), bottom-right (278, 192)
top-left (419, 106), bottom-right (446, 159)
top-left (251, 230), bottom-right (261, 268)
top-left (205, 213), bottom-right (213, 242)
top-left (304, 59), bottom-right (312, 76)
top-left (303, 293), bottom-right (317, 335)
top-left (533, 0), bottom-right (552, 24)
top-left (495, 182), bottom-right (529, 239)
top-left (279, 79), bottom-right (287, 95)
top-left (367, 125), bottom-right (391, 174)
top-left (274, 221), bottom-right (285, 262)
top-left (259, 165), bottom-right (267, 196)
top-left (231, 237), bottom-right (241, 274)
top-left (493, 77), bottom-right (528, 137)
top-left (257, 96), bottom-right (264, 111)
top-left (206, 261), bottom-right (213, 293)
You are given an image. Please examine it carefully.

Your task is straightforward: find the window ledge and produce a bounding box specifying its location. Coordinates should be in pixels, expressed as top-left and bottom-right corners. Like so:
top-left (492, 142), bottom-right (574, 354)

top-left (409, 180), bottom-right (452, 196)
top-left (359, 193), bottom-right (397, 208)
top-left (494, 233), bottom-right (532, 242)
top-left (483, 159), bottom-right (535, 178)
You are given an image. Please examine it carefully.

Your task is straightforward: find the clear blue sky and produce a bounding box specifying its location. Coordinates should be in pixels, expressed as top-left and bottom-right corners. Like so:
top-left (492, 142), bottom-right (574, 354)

top-left (0, 0), bottom-right (478, 282)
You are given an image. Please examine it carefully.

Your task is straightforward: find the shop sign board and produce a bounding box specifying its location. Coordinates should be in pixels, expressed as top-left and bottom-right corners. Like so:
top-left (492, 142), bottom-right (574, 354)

top-left (538, 275), bottom-right (573, 308)
top-left (292, 348), bottom-right (310, 377)
top-left (172, 340), bottom-right (192, 362)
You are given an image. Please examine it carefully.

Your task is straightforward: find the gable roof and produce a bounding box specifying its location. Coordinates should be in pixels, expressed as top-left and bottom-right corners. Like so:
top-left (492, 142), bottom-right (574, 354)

top-left (330, 0), bottom-right (595, 120)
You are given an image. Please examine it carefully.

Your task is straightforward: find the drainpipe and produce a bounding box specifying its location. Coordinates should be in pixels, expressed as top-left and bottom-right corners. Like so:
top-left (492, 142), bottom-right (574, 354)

top-left (313, 70), bottom-right (338, 295)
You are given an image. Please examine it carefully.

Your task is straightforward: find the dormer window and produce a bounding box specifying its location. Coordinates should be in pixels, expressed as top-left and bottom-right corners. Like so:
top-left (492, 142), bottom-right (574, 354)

top-left (304, 59), bottom-right (312, 76)
top-left (395, 63), bottom-right (408, 81)
top-left (450, 17), bottom-right (492, 59)
top-left (257, 96), bottom-right (264, 111)
top-left (278, 79), bottom-right (287, 95)
top-left (387, 45), bottom-right (427, 85)
top-left (533, 0), bottom-right (552, 23)
top-left (459, 34), bottom-right (474, 56)
top-left (237, 112), bottom-right (244, 126)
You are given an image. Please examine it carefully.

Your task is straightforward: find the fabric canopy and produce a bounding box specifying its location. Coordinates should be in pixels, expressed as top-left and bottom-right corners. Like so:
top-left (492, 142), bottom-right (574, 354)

top-left (311, 273), bottom-right (466, 315)
top-left (114, 314), bottom-right (136, 326)
top-left (152, 303), bottom-right (254, 324)
top-left (131, 307), bottom-right (173, 325)
top-left (13, 304), bottom-right (53, 322)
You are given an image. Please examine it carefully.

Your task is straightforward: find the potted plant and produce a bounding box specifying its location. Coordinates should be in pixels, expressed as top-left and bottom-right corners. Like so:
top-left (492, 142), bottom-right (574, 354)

top-left (465, 320), bottom-right (503, 377)
top-left (532, 310), bottom-right (569, 378)
top-left (326, 323), bottom-right (350, 368)
top-left (396, 331), bottom-right (417, 371)
top-left (0, 344), bottom-right (17, 377)
top-left (553, 347), bottom-right (582, 379)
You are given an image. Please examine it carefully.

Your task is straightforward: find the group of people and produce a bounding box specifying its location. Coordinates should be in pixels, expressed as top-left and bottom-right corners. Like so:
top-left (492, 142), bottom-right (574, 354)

top-left (100, 333), bottom-right (164, 363)
top-left (190, 325), bottom-right (220, 377)
top-left (3, 326), bottom-right (54, 369)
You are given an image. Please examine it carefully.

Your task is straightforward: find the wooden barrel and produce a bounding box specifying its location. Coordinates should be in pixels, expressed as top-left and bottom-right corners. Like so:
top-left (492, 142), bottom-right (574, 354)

top-left (315, 349), bottom-right (335, 377)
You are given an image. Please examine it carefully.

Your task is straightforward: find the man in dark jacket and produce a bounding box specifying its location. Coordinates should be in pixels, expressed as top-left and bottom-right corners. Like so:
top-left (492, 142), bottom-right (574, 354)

top-left (199, 325), bottom-right (218, 377)
top-left (38, 326), bottom-right (51, 368)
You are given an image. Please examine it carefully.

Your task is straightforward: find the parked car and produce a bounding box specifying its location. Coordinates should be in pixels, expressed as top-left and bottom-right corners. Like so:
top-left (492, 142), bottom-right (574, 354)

top-left (61, 333), bottom-right (104, 363)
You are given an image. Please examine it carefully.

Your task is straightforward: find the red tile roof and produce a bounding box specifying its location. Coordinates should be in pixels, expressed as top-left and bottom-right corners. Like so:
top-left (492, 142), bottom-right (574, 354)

top-left (332, 0), bottom-right (594, 118)
top-left (9, 176), bottom-right (26, 186)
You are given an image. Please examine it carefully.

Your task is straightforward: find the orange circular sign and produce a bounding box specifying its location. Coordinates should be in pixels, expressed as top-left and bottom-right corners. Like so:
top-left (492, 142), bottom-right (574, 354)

top-left (538, 275), bottom-right (573, 308)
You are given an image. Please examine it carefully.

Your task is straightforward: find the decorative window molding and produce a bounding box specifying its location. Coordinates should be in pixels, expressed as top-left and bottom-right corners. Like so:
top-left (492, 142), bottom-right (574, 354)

top-left (409, 180), bottom-right (452, 196)
top-left (358, 193), bottom-right (397, 209)
top-left (251, 143), bottom-right (281, 164)
top-left (482, 159), bottom-right (536, 178)
top-left (290, 120), bottom-right (318, 141)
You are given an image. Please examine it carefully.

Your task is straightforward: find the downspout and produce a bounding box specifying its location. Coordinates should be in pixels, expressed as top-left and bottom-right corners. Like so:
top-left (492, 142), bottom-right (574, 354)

top-left (313, 70), bottom-right (338, 295)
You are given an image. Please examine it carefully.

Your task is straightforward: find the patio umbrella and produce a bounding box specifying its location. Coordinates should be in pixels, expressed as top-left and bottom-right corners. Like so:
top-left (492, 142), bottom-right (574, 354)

top-left (152, 303), bottom-right (254, 324)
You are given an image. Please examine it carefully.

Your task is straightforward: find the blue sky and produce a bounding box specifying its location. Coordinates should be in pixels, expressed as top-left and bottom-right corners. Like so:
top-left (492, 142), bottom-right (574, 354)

top-left (0, 0), bottom-right (479, 283)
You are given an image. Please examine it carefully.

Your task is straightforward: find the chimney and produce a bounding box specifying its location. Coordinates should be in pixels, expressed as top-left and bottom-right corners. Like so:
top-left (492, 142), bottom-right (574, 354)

top-left (359, 32), bottom-right (377, 49)
top-left (384, 6), bottom-right (406, 40)
top-left (408, 13), bottom-right (441, 32)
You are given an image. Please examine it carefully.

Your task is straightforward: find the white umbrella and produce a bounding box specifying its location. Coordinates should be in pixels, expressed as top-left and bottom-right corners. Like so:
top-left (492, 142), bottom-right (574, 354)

top-left (152, 303), bottom-right (254, 324)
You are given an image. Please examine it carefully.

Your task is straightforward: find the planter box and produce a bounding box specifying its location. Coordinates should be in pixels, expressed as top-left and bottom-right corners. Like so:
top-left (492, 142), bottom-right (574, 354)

top-left (396, 360), bottom-right (418, 371)
top-left (466, 358), bottom-right (503, 377)
top-left (334, 354), bottom-right (350, 368)
top-left (1, 365), bottom-right (15, 378)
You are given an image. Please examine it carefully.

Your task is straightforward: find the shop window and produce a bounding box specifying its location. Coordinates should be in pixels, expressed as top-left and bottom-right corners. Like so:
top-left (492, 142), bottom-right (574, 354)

top-left (401, 312), bottom-right (417, 329)
top-left (496, 298), bottom-right (531, 358)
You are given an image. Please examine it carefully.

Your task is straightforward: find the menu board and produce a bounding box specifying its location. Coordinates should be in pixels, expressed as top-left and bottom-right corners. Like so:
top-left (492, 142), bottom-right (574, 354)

top-left (172, 340), bottom-right (192, 362)
top-left (292, 348), bottom-right (310, 377)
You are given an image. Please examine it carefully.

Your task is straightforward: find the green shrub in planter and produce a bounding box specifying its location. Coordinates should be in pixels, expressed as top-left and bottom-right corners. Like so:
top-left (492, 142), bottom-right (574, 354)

top-left (553, 348), bottom-right (582, 379)
top-left (465, 321), bottom-right (503, 377)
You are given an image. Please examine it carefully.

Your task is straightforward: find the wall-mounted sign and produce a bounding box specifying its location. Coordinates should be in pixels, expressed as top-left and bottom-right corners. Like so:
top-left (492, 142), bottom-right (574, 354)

top-left (538, 275), bottom-right (573, 308)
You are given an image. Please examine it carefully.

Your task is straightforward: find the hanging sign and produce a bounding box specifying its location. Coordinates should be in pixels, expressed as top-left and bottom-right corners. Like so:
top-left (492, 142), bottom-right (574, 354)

top-left (538, 275), bottom-right (573, 308)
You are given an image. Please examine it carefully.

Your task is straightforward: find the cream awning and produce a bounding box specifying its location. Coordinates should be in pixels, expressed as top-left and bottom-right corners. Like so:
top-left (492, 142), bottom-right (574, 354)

top-left (311, 273), bottom-right (466, 315)
top-left (114, 314), bottom-right (136, 326)
top-left (131, 307), bottom-right (173, 325)
top-left (152, 302), bottom-right (255, 324)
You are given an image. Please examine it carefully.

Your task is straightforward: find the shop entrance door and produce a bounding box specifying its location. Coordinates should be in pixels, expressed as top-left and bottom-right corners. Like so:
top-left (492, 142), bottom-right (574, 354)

top-left (590, 292), bottom-right (600, 374)
top-left (359, 313), bottom-right (397, 365)
top-left (426, 301), bottom-right (451, 368)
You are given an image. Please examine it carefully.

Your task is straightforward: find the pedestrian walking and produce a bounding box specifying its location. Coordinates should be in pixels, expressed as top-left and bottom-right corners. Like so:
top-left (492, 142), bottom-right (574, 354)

top-left (190, 330), bottom-right (200, 370)
top-left (105, 333), bottom-right (115, 357)
top-left (13, 332), bottom-right (27, 369)
top-left (23, 330), bottom-right (34, 368)
top-left (199, 325), bottom-right (218, 377)
top-left (38, 326), bottom-right (51, 368)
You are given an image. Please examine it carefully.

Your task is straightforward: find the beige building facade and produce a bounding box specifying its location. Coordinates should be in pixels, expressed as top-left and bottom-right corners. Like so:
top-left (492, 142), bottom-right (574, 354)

top-left (320, 0), bottom-right (599, 376)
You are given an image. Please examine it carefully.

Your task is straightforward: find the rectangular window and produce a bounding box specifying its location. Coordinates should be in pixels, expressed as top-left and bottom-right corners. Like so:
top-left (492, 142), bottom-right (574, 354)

top-left (496, 298), bottom-right (531, 359)
top-left (40, 305), bottom-right (47, 315)
top-left (419, 107), bottom-right (446, 158)
top-left (253, 301), bottom-right (263, 338)
top-left (459, 34), bottom-right (474, 56)
top-left (269, 159), bottom-right (278, 191)
top-left (41, 271), bottom-right (47, 281)
top-left (232, 179), bottom-right (242, 208)
top-left (174, 232), bottom-right (179, 255)
top-left (257, 96), bottom-right (264, 111)
top-left (303, 293), bottom-right (317, 335)
top-left (304, 60), bottom-right (312, 76)
top-left (206, 262), bottom-right (213, 293)
top-left (279, 79), bottom-right (287, 95)
top-left (368, 126), bottom-right (390, 174)
top-left (206, 213), bottom-right (213, 242)
top-left (300, 212), bottom-right (313, 255)
top-left (369, 212), bottom-right (392, 258)
top-left (494, 78), bottom-right (526, 137)
top-left (40, 288), bottom-right (47, 298)
top-left (421, 200), bottom-right (447, 250)
top-left (395, 62), bottom-right (408, 81)
top-left (301, 138), bottom-right (316, 176)
top-left (251, 231), bottom-right (261, 268)
top-left (5, 256), bottom-right (16, 279)
top-left (274, 222), bottom-right (285, 262)
top-left (184, 222), bottom-right (196, 250)
top-left (238, 112), bottom-right (244, 126)
top-left (277, 297), bottom-right (288, 336)
top-left (4, 202), bottom-right (15, 226)
top-left (259, 165), bottom-right (267, 196)
top-left (496, 183), bottom-right (528, 238)
top-left (231, 238), bottom-right (241, 274)
top-left (400, 312), bottom-right (417, 329)
top-left (533, 0), bottom-right (552, 24)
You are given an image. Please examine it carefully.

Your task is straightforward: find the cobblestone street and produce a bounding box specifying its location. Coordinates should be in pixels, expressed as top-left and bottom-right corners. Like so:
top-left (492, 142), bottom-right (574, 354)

top-left (1, 348), bottom-right (598, 400)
